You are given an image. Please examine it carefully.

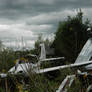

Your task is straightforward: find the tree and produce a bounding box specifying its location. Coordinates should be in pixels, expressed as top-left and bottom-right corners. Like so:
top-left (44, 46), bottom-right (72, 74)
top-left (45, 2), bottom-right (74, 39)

top-left (0, 41), bottom-right (16, 72)
top-left (0, 48), bottom-right (16, 71)
top-left (53, 10), bottom-right (91, 62)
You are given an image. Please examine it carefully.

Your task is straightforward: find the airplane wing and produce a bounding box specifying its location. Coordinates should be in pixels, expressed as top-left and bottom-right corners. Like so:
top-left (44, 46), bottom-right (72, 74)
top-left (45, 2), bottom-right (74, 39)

top-left (36, 61), bottom-right (92, 73)
top-left (1, 61), bottom-right (92, 78)
top-left (40, 57), bottom-right (65, 62)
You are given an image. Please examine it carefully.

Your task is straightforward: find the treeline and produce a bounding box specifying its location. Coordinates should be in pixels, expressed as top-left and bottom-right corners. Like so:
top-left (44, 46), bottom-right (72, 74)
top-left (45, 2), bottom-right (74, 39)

top-left (53, 9), bottom-right (92, 63)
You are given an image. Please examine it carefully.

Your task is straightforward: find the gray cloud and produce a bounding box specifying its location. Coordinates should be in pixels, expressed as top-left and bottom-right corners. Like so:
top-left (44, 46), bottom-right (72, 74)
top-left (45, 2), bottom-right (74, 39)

top-left (0, 0), bottom-right (91, 21)
top-left (0, 0), bottom-right (92, 49)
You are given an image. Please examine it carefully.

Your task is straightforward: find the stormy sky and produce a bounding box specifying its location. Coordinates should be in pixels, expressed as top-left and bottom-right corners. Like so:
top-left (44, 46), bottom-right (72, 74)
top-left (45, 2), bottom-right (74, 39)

top-left (0, 0), bottom-right (92, 50)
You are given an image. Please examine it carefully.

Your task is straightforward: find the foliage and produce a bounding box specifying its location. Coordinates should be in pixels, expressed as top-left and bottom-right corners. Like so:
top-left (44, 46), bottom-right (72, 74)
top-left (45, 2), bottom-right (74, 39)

top-left (68, 78), bottom-right (81, 92)
top-left (28, 74), bottom-right (57, 92)
top-left (53, 10), bottom-right (91, 62)
top-left (0, 48), bottom-right (16, 72)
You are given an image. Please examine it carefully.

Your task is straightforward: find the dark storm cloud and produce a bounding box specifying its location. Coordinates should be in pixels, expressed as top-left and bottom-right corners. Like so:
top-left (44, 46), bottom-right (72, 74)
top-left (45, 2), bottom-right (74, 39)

top-left (0, 0), bottom-right (91, 21)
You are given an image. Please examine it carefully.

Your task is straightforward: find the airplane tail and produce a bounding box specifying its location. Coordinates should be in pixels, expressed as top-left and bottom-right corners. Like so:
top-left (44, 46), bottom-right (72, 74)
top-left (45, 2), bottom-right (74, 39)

top-left (75, 38), bottom-right (92, 64)
top-left (39, 43), bottom-right (46, 60)
top-left (35, 43), bottom-right (46, 69)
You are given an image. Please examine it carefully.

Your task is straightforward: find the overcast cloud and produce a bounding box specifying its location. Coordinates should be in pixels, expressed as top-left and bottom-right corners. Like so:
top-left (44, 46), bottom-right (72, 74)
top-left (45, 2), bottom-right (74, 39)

top-left (0, 0), bottom-right (92, 50)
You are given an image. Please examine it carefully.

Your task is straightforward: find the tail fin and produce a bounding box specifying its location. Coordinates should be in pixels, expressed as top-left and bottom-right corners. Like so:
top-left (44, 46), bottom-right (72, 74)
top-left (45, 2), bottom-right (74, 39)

top-left (39, 43), bottom-right (46, 60)
top-left (75, 38), bottom-right (92, 64)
